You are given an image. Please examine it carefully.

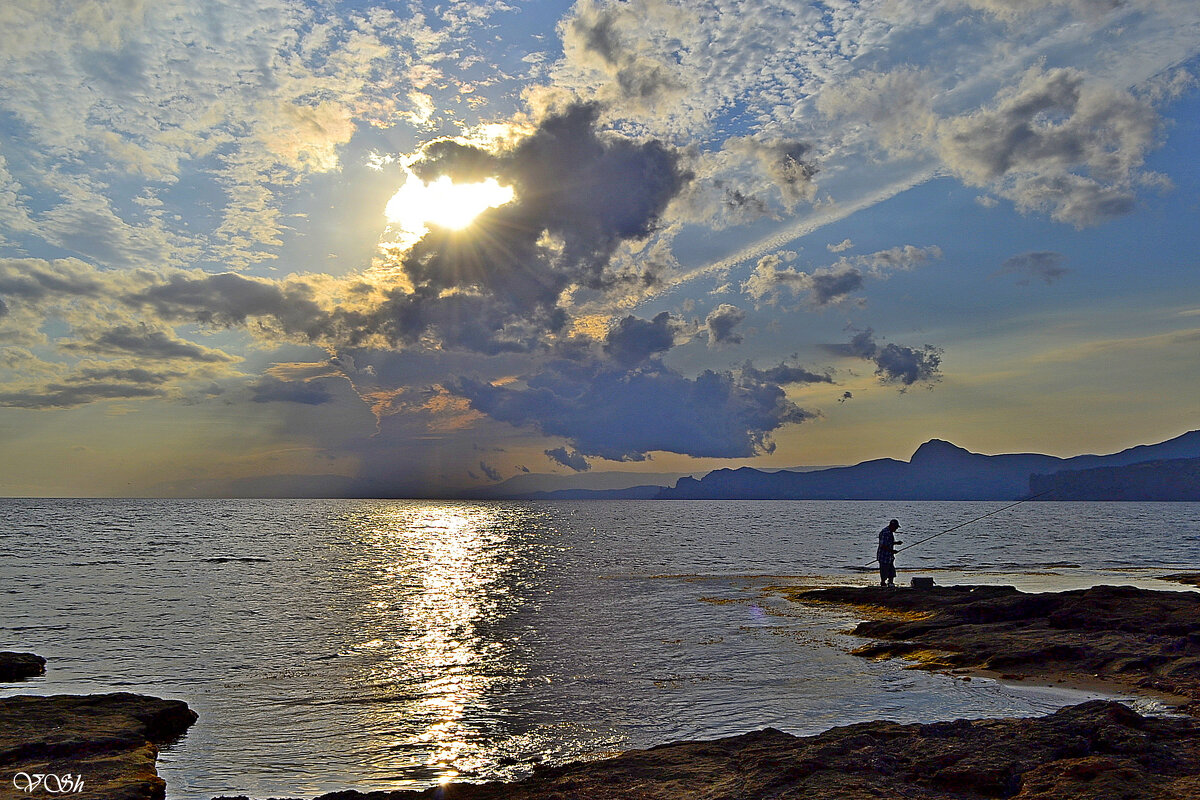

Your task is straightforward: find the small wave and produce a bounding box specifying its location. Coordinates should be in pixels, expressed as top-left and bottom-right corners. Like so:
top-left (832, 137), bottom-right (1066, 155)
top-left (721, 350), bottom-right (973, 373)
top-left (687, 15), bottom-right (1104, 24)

top-left (200, 556), bottom-right (272, 563)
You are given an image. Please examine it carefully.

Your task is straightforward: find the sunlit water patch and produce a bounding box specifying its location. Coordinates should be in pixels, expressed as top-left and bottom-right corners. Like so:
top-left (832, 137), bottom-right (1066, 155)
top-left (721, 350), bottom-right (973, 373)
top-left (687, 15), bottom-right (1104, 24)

top-left (0, 499), bottom-right (1196, 798)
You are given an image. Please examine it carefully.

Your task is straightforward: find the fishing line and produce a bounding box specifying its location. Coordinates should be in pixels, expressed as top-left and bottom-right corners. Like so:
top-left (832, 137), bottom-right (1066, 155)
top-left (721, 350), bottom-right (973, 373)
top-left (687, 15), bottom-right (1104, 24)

top-left (856, 488), bottom-right (1056, 569)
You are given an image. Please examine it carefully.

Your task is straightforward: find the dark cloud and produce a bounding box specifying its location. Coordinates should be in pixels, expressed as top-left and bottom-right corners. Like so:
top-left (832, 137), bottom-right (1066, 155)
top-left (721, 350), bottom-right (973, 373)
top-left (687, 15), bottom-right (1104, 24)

top-left (68, 324), bottom-right (236, 362)
top-left (479, 461), bottom-right (503, 482)
top-left (998, 251), bottom-right (1070, 285)
top-left (705, 304), bottom-right (746, 346)
top-left (838, 391), bottom-right (853, 403)
top-left (373, 102), bottom-right (692, 353)
top-left (0, 257), bottom-right (108, 303)
top-left (827, 330), bottom-right (943, 387)
top-left (808, 267), bottom-right (865, 306)
top-left (129, 272), bottom-right (333, 340)
top-left (0, 382), bottom-right (164, 409)
top-left (250, 376), bottom-right (337, 405)
top-left (741, 363), bottom-right (833, 385)
top-left (454, 356), bottom-right (816, 462)
top-left (604, 311), bottom-right (680, 365)
top-left (545, 447), bottom-right (591, 472)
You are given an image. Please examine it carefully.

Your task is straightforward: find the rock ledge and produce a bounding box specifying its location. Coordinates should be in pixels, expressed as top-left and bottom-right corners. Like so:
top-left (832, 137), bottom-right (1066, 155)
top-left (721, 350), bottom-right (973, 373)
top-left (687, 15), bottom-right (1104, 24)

top-left (215, 700), bottom-right (1200, 800)
top-left (0, 691), bottom-right (197, 800)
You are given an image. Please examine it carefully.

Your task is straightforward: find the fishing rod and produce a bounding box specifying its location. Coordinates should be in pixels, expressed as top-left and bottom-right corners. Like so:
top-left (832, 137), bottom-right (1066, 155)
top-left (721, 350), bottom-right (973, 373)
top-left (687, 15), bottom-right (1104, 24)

top-left (858, 488), bottom-right (1056, 568)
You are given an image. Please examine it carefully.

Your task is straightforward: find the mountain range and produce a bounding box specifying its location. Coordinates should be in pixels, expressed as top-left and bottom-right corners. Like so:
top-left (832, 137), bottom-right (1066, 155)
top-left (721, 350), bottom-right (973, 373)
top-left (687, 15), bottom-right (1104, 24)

top-left (500, 430), bottom-right (1200, 501)
top-left (655, 430), bottom-right (1200, 500)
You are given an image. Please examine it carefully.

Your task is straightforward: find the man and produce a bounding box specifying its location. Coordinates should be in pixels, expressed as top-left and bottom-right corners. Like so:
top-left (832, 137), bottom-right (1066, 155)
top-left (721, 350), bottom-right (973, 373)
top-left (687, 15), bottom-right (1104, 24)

top-left (877, 519), bottom-right (902, 587)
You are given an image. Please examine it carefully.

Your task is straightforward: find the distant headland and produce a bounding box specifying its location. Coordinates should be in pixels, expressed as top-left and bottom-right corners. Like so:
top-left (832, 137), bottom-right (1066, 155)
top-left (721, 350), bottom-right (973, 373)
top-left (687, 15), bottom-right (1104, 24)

top-left (495, 430), bottom-right (1200, 501)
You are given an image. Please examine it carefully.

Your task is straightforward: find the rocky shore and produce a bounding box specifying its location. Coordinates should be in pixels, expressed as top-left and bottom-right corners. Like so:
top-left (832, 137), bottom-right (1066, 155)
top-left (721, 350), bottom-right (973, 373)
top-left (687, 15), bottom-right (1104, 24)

top-left (214, 700), bottom-right (1200, 800)
top-left (0, 656), bottom-right (196, 800)
top-left (211, 578), bottom-right (1200, 800)
top-left (783, 578), bottom-right (1200, 714)
top-left (0, 650), bottom-right (46, 681)
top-left (9, 579), bottom-right (1200, 800)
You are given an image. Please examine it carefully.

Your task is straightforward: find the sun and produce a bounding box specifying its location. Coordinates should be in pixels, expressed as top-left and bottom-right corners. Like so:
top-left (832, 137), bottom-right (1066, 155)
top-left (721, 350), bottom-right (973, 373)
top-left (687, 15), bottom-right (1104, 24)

top-left (383, 172), bottom-right (515, 250)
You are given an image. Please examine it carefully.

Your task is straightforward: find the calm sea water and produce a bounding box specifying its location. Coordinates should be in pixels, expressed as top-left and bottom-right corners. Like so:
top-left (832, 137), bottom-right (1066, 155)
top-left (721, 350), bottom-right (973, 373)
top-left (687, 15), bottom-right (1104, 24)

top-left (1, 499), bottom-right (1198, 799)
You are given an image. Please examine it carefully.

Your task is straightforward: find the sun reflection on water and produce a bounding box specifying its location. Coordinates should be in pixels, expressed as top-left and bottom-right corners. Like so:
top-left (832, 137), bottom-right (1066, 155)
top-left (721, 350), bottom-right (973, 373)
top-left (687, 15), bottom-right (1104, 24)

top-left (348, 502), bottom-right (528, 785)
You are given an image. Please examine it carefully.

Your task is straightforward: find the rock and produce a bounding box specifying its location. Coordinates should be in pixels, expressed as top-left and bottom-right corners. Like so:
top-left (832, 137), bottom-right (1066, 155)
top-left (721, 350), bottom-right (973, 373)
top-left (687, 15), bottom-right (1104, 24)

top-left (0, 692), bottom-right (197, 800)
top-left (1163, 573), bottom-right (1200, 588)
top-left (261, 701), bottom-right (1200, 800)
top-left (0, 651), bottom-right (46, 681)
top-left (787, 584), bottom-right (1200, 713)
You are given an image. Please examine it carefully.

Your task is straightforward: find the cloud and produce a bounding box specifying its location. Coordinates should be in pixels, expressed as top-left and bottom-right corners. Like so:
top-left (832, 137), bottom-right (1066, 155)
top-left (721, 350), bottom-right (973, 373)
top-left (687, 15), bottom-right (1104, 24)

top-left (705, 304), bottom-right (746, 347)
top-left (0, 257), bottom-right (112, 303)
top-left (937, 66), bottom-right (1161, 227)
top-left (365, 102), bottom-right (692, 353)
top-left (955, 0), bottom-right (1124, 21)
top-left (806, 266), bottom-right (866, 307)
top-left (0, 375), bottom-right (167, 410)
top-left (479, 461), bottom-right (503, 481)
top-left (826, 330), bottom-right (943, 387)
top-left (66, 324), bottom-right (236, 363)
top-left (250, 376), bottom-right (337, 406)
top-left (740, 363), bottom-right (834, 386)
top-left (545, 446), bottom-right (591, 472)
top-left (858, 245), bottom-right (943, 276)
top-left (742, 245), bottom-right (940, 308)
top-left (603, 311), bottom-right (683, 365)
top-left (129, 272), bottom-right (334, 340)
top-left (818, 60), bottom-right (1167, 228)
top-left (557, 0), bottom-right (692, 114)
top-left (721, 137), bottom-right (820, 208)
top-left (741, 252), bottom-right (809, 307)
top-left (816, 67), bottom-right (940, 159)
top-left (827, 239), bottom-right (854, 253)
top-left (453, 354), bottom-right (818, 462)
top-left (998, 251), bottom-right (1071, 284)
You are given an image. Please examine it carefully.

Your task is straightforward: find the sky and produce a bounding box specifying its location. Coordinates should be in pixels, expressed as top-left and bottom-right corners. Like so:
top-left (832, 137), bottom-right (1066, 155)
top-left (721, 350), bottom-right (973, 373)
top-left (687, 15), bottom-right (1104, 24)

top-left (0, 0), bottom-right (1198, 497)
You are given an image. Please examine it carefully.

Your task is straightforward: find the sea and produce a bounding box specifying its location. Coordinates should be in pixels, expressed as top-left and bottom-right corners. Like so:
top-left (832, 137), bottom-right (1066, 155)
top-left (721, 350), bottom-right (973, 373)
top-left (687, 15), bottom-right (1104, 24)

top-left (1, 499), bottom-right (1198, 799)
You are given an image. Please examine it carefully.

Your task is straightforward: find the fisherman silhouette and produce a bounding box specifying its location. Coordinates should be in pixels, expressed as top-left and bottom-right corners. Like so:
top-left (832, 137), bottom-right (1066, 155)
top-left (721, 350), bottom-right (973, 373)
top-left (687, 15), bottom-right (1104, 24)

top-left (877, 519), bottom-right (902, 587)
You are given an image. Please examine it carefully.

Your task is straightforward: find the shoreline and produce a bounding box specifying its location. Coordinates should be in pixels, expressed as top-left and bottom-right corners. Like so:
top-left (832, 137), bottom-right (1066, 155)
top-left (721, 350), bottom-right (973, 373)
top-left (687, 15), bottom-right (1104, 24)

top-left (0, 657), bottom-right (197, 800)
top-left (6, 576), bottom-right (1200, 798)
top-left (216, 701), bottom-right (1200, 799)
top-left (778, 575), bottom-right (1200, 718)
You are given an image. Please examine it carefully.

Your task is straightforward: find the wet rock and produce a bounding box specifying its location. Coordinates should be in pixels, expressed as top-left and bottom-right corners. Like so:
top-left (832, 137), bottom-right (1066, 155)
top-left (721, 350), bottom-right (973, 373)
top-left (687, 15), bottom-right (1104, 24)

top-left (274, 701), bottom-right (1200, 800)
top-left (0, 651), bottom-right (46, 681)
top-left (789, 584), bottom-right (1200, 713)
top-left (0, 692), bottom-right (197, 800)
